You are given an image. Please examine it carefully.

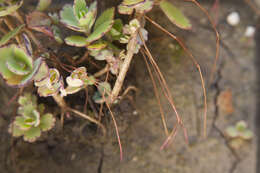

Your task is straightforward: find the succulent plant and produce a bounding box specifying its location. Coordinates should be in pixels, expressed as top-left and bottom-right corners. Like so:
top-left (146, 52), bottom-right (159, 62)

top-left (60, 0), bottom-right (115, 47)
top-left (225, 120), bottom-right (253, 140)
top-left (65, 67), bottom-right (96, 95)
top-left (36, 0), bottom-right (52, 11)
top-left (9, 93), bottom-right (55, 142)
top-left (0, 45), bottom-right (43, 87)
top-left (93, 82), bottom-right (111, 104)
top-left (35, 67), bottom-right (65, 97)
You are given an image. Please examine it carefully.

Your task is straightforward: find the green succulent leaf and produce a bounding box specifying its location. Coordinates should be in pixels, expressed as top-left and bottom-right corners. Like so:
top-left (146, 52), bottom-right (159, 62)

top-left (65, 35), bottom-right (87, 47)
top-left (0, 0), bottom-right (23, 17)
top-left (33, 61), bottom-right (49, 82)
top-left (15, 116), bottom-right (31, 130)
top-left (0, 45), bottom-right (42, 86)
top-left (87, 41), bottom-right (107, 51)
top-left (159, 0), bottom-right (191, 30)
top-left (86, 7), bottom-right (115, 43)
top-left (108, 19), bottom-right (123, 40)
top-left (241, 130), bottom-right (253, 140)
top-left (36, 0), bottom-right (52, 11)
top-left (226, 126), bottom-right (238, 138)
top-left (60, 5), bottom-right (85, 32)
top-left (74, 0), bottom-right (87, 19)
top-left (9, 123), bottom-right (24, 137)
top-left (0, 24), bottom-right (25, 46)
top-left (40, 113), bottom-right (55, 131)
top-left (118, 4), bottom-right (134, 15)
top-left (236, 120), bottom-right (247, 132)
top-left (122, 0), bottom-right (145, 6)
top-left (65, 86), bottom-right (83, 95)
top-left (135, 0), bottom-right (153, 13)
top-left (23, 126), bottom-right (41, 142)
top-left (78, 1), bottom-right (97, 30)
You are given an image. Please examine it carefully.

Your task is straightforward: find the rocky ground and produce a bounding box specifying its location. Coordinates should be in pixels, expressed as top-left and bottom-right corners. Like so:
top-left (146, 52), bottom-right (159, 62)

top-left (0, 0), bottom-right (258, 173)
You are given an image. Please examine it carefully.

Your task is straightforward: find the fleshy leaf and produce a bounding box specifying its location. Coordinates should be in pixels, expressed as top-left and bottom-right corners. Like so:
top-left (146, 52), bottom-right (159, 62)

top-left (0, 24), bottom-right (25, 46)
top-left (74, 0), bottom-right (87, 19)
top-left (9, 123), bottom-right (24, 137)
top-left (33, 61), bottom-right (49, 82)
top-left (159, 0), bottom-right (191, 30)
top-left (40, 113), bottom-right (55, 131)
top-left (226, 127), bottom-right (238, 138)
top-left (135, 0), bottom-right (153, 13)
top-left (0, 1), bottom-right (23, 17)
top-left (108, 19), bottom-right (123, 40)
top-left (118, 4), bottom-right (134, 15)
top-left (15, 116), bottom-right (31, 130)
top-left (87, 41), bottom-right (107, 51)
top-left (86, 8), bottom-right (115, 43)
top-left (78, 1), bottom-right (97, 32)
top-left (236, 120), bottom-right (247, 132)
top-left (65, 86), bottom-right (82, 94)
top-left (65, 35), bottom-right (87, 47)
top-left (60, 5), bottom-right (85, 32)
top-left (122, 0), bottom-right (145, 7)
top-left (23, 126), bottom-right (41, 142)
top-left (241, 130), bottom-right (253, 140)
top-left (0, 45), bottom-right (42, 87)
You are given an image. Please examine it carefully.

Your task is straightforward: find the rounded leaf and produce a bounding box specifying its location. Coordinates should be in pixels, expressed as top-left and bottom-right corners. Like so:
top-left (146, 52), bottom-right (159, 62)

top-left (23, 126), bottom-right (41, 142)
top-left (65, 35), bottom-right (87, 47)
top-left (159, 0), bottom-right (192, 30)
top-left (40, 113), bottom-right (55, 131)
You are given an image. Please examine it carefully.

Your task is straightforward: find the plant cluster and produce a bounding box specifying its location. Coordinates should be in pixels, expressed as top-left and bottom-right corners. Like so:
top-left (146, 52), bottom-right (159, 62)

top-left (0, 0), bottom-right (213, 159)
top-left (9, 93), bottom-right (55, 142)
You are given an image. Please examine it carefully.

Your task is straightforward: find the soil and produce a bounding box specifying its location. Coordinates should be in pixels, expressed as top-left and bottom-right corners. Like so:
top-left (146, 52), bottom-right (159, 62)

top-left (0, 0), bottom-right (258, 173)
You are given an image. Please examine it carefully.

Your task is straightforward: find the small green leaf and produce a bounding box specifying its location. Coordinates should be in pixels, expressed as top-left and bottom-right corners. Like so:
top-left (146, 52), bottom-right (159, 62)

top-left (86, 8), bottom-right (115, 43)
top-left (9, 123), bottom-right (24, 137)
top-left (241, 130), bottom-right (253, 140)
top-left (60, 5), bottom-right (85, 32)
top-left (33, 61), bottom-right (49, 82)
top-left (74, 0), bottom-right (87, 19)
top-left (23, 126), bottom-right (41, 142)
top-left (36, 0), bottom-right (52, 11)
top-left (122, 0), bottom-right (145, 6)
top-left (40, 113), bottom-right (55, 131)
top-left (0, 1), bottom-right (23, 17)
top-left (118, 4), bottom-right (133, 15)
top-left (65, 35), bottom-right (87, 47)
top-left (78, 1), bottom-right (97, 31)
top-left (15, 116), bottom-right (31, 130)
top-left (159, 0), bottom-right (191, 30)
top-left (135, 0), bottom-right (153, 13)
top-left (87, 41), bottom-right (107, 51)
top-left (236, 120), bottom-right (247, 132)
top-left (226, 127), bottom-right (238, 138)
top-left (65, 86), bottom-right (82, 95)
top-left (0, 24), bottom-right (25, 46)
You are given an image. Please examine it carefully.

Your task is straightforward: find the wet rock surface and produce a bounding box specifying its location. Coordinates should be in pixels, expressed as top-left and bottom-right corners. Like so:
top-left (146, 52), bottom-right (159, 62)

top-left (0, 0), bottom-right (258, 173)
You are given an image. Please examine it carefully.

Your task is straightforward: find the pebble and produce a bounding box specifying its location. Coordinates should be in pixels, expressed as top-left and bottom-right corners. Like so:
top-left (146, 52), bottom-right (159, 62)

top-left (244, 26), bottom-right (255, 37)
top-left (227, 12), bottom-right (240, 26)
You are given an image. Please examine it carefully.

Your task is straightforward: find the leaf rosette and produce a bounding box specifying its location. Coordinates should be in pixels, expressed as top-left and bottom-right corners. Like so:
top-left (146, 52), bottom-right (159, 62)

top-left (60, 0), bottom-right (115, 47)
top-left (9, 93), bottom-right (55, 142)
top-left (65, 67), bottom-right (96, 95)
